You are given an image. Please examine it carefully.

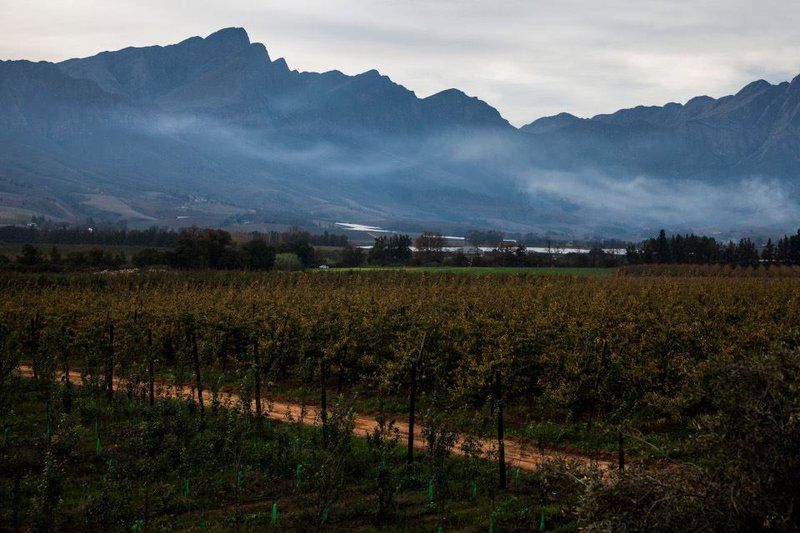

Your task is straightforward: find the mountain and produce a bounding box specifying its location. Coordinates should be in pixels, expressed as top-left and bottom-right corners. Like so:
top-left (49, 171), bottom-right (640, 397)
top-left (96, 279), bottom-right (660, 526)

top-left (1, 28), bottom-right (525, 231)
top-left (521, 76), bottom-right (800, 182)
top-left (58, 27), bottom-right (511, 135)
top-left (1, 27), bottom-right (799, 237)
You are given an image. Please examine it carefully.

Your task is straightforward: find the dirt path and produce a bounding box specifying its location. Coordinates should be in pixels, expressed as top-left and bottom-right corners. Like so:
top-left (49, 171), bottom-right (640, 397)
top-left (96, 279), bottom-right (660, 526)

top-left (16, 364), bottom-right (612, 471)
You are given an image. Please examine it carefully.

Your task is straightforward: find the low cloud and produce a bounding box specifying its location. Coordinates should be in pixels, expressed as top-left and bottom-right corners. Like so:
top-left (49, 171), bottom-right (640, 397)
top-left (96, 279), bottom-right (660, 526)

top-left (524, 168), bottom-right (800, 234)
top-left (133, 111), bottom-right (799, 237)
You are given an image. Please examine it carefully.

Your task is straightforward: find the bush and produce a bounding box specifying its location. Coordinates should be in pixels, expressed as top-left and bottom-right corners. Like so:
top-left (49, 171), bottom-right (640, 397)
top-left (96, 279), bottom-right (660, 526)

top-left (132, 248), bottom-right (175, 267)
top-left (274, 253), bottom-right (303, 271)
top-left (578, 347), bottom-right (800, 531)
top-left (339, 246), bottom-right (365, 268)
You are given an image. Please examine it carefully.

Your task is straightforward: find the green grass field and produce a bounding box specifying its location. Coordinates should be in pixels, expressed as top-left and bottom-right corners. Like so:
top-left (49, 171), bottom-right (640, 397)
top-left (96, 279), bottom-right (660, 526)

top-left (327, 266), bottom-right (615, 276)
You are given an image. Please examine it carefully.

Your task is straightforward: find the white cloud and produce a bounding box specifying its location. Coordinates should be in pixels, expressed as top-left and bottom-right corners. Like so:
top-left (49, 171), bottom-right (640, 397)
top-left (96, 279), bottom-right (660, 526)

top-left (524, 169), bottom-right (800, 231)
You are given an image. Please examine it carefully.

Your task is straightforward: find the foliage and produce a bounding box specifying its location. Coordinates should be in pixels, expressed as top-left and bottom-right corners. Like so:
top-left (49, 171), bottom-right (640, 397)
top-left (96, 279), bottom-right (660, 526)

top-left (274, 252), bottom-right (303, 271)
top-left (2, 270), bottom-right (800, 529)
top-left (366, 410), bottom-right (401, 521)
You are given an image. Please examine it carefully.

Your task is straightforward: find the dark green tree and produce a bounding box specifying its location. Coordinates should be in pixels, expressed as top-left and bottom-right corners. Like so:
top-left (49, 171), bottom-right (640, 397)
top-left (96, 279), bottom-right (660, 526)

top-left (16, 244), bottom-right (42, 266)
top-left (241, 239), bottom-right (276, 270)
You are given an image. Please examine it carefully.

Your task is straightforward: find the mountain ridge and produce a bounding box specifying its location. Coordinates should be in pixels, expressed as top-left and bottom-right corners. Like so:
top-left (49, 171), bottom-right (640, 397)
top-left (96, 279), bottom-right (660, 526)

top-left (1, 27), bottom-right (799, 236)
top-left (57, 27), bottom-right (510, 134)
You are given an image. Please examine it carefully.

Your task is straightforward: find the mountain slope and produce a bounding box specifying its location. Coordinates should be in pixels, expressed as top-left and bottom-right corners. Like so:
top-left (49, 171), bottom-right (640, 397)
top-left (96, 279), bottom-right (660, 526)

top-left (1, 29), bottom-right (528, 231)
top-left (521, 76), bottom-right (800, 182)
top-left (1, 27), bottom-right (799, 236)
top-left (59, 28), bottom-right (511, 135)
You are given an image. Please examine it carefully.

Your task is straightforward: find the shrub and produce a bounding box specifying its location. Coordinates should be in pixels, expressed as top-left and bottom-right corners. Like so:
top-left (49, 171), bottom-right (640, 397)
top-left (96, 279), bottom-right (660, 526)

top-left (274, 253), bottom-right (303, 271)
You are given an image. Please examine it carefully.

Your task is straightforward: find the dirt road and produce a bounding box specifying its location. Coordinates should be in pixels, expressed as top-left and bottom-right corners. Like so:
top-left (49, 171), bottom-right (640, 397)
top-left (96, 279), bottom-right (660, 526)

top-left (16, 364), bottom-right (612, 471)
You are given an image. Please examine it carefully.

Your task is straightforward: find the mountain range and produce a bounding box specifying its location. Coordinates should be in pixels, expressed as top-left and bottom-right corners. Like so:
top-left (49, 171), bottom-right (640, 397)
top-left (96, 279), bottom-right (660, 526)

top-left (1, 27), bottom-right (799, 237)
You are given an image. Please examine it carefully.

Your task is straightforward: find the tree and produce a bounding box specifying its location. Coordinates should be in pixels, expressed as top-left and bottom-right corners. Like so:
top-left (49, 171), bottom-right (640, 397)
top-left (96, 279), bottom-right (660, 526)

top-left (174, 229), bottom-right (203, 268)
top-left (340, 246), bottom-right (365, 267)
top-left (132, 248), bottom-right (174, 267)
top-left (218, 247), bottom-right (247, 269)
top-left (197, 229), bottom-right (233, 268)
top-left (655, 229), bottom-right (670, 262)
top-left (415, 232), bottom-right (445, 253)
top-left (48, 247), bottom-right (62, 265)
top-left (761, 239), bottom-right (774, 265)
top-left (174, 228), bottom-right (233, 268)
top-left (241, 239), bottom-right (276, 270)
top-left (465, 229), bottom-right (504, 248)
top-left (587, 247), bottom-right (609, 267)
top-left (387, 235), bottom-right (412, 264)
top-left (723, 241), bottom-right (737, 264)
top-left (274, 253), bottom-right (303, 271)
top-left (276, 237), bottom-right (315, 267)
top-left (625, 245), bottom-right (641, 264)
top-left (368, 237), bottom-right (388, 265)
top-left (736, 238), bottom-right (759, 268)
top-left (16, 244), bottom-right (42, 266)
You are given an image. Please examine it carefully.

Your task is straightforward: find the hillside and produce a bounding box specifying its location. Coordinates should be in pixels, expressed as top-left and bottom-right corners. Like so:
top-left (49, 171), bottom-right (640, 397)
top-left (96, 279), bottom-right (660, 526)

top-left (1, 27), bottom-right (799, 237)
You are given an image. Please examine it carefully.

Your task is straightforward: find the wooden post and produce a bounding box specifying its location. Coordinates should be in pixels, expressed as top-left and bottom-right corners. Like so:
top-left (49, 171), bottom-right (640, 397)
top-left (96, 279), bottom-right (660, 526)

top-left (407, 333), bottom-right (426, 463)
top-left (106, 321), bottom-right (114, 401)
top-left (191, 327), bottom-right (204, 416)
top-left (336, 342), bottom-right (348, 395)
top-left (30, 314), bottom-right (39, 380)
top-left (12, 470), bottom-right (21, 532)
top-left (62, 326), bottom-right (72, 413)
top-left (588, 340), bottom-right (608, 431)
top-left (253, 337), bottom-right (261, 416)
top-left (147, 328), bottom-right (154, 407)
top-left (320, 355), bottom-right (328, 447)
top-left (144, 477), bottom-right (150, 533)
top-left (495, 371), bottom-right (506, 489)
top-left (407, 360), bottom-right (417, 463)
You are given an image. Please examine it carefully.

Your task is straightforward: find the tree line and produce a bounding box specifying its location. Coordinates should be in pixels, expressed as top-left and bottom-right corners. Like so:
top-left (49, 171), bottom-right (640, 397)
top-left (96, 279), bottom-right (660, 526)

top-left (626, 229), bottom-right (800, 267)
top-left (258, 229), bottom-right (348, 247)
top-left (0, 228), bottom-right (320, 271)
top-left (133, 228), bottom-right (315, 270)
top-left (338, 232), bottom-right (622, 268)
top-left (2, 245), bottom-right (128, 271)
top-left (0, 225), bottom-right (178, 247)
top-left (0, 222), bottom-right (348, 260)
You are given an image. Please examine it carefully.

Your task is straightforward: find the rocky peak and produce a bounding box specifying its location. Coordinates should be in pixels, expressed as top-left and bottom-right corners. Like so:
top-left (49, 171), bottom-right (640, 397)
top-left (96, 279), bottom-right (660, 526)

top-left (204, 27), bottom-right (251, 50)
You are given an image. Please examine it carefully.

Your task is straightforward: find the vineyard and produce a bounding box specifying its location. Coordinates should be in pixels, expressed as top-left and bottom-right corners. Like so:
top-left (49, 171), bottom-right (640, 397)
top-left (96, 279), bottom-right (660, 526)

top-left (2, 270), bottom-right (800, 531)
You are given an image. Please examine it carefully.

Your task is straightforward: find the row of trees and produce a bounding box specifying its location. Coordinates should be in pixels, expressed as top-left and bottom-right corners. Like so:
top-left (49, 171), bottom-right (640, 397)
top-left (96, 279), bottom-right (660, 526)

top-left (1, 244), bottom-right (128, 270)
top-left (367, 235), bottom-right (413, 265)
top-left (7, 267), bottom-right (780, 432)
top-left (249, 228), bottom-right (348, 247)
top-left (0, 223), bottom-right (348, 268)
top-left (339, 232), bottom-right (621, 268)
top-left (1, 326), bottom-right (550, 530)
top-left (133, 228), bottom-right (316, 270)
top-left (0, 224), bottom-right (178, 247)
top-left (0, 229), bottom-right (319, 271)
top-left (626, 229), bottom-right (800, 267)
top-left (3, 270), bottom-right (800, 528)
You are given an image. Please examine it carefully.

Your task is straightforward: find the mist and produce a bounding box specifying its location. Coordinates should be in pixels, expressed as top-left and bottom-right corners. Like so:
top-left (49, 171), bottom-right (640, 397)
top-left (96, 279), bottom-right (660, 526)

top-left (131, 108), bottom-right (800, 238)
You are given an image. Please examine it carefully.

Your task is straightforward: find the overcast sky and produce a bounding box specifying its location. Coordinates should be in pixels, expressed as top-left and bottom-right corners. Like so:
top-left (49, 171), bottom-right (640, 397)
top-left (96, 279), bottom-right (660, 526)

top-left (2, 0), bottom-right (799, 126)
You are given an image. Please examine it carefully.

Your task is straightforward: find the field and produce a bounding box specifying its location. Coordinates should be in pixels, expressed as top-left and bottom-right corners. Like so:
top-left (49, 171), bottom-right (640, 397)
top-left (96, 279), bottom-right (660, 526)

top-left (327, 266), bottom-right (614, 276)
top-left (1, 270), bottom-right (799, 531)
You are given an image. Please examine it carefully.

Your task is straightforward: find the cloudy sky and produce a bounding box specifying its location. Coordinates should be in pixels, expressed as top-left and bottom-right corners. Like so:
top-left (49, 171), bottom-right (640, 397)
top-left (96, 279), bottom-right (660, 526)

top-left (2, 0), bottom-right (799, 126)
